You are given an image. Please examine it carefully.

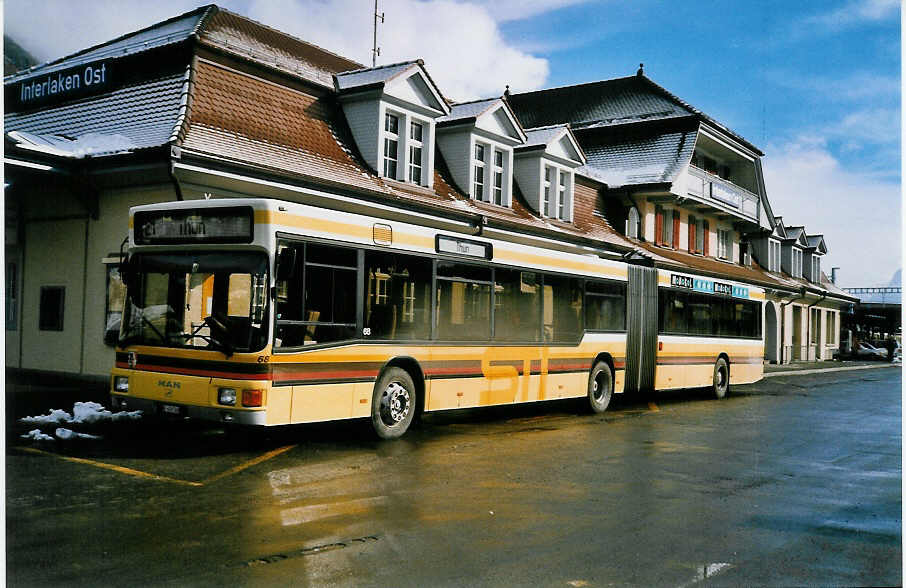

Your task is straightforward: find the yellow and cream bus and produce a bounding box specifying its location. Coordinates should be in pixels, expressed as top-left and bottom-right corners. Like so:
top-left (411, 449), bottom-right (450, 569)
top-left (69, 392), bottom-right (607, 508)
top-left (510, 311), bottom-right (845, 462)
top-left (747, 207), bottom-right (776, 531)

top-left (110, 198), bottom-right (762, 438)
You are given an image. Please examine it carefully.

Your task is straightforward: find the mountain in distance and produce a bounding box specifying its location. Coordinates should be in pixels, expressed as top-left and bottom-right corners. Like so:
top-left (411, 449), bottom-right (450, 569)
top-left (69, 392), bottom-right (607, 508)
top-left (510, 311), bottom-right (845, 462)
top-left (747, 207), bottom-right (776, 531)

top-left (4, 35), bottom-right (39, 76)
top-left (887, 269), bottom-right (901, 288)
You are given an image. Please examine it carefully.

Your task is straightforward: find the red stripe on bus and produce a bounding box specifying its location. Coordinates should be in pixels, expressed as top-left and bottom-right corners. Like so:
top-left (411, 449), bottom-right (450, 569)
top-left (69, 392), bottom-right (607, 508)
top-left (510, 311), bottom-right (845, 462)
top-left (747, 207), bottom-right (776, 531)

top-left (116, 362), bottom-right (270, 381)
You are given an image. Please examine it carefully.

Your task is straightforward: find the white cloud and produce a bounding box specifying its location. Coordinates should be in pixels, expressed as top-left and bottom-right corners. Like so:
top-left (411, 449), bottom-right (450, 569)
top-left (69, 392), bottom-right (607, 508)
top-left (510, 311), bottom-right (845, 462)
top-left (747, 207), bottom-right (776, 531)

top-left (807, 0), bottom-right (900, 30)
top-left (471, 0), bottom-right (591, 22)
top-left (6, 0), bottom-right (549, 100)
top-left (247, 0), bottom-right (548, 100)
top-left (4, 0), bottom-right (201, 62)
top-left (763, 138), bottom-right (901, 287)
top-left (765, 71), bottom-right (900, 103)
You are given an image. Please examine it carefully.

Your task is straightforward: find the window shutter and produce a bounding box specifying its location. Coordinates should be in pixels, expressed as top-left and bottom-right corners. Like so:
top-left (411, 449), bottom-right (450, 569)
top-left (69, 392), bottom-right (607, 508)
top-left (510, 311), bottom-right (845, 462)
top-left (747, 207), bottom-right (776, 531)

top-left (672, 210), bottom-right (680, 249)
top-left (703, 220), bottom-right (710, 256)
top-left (688, 217), bottom-right (696, 252)
top-left (655, 208), bottom-right (664, 245)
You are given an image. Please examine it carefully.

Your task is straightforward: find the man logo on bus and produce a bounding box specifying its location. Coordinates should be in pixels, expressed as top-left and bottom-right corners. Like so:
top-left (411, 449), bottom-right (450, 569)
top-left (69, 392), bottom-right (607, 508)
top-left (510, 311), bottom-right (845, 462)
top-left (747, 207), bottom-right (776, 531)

top-left (127, 352), bottom-right (137, 368)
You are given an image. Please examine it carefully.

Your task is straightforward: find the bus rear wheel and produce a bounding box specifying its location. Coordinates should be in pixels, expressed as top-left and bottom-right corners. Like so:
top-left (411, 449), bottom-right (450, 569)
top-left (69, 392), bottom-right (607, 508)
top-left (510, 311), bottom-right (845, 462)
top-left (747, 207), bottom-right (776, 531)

top-left (587, 361), bottom-right (613, 414)
top-left (712, 357), bottom-right (729, 399)
top-left (371, 367), bottom-right (416, 439)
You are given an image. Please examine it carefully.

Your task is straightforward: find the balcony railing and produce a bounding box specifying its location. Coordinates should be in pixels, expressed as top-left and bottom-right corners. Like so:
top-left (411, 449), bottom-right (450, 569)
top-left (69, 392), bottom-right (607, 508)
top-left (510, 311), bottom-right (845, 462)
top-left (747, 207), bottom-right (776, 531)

top-left (686, 165), bottom-right (760, 221)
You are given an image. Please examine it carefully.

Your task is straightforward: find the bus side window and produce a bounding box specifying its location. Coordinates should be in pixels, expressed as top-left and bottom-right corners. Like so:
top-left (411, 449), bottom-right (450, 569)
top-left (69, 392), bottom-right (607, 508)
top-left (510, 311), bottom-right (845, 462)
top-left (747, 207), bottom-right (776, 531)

top-left (364, 251), bottom-right (431, 341)
top-left (543, 274), bottom-right (582, 343)
top-left (274, 242), bottom-right (357, 348)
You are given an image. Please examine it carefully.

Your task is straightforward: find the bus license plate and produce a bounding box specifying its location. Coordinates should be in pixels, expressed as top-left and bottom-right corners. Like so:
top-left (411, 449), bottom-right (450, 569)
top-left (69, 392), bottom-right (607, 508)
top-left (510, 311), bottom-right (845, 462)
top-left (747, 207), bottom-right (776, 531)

top-left (161, 404), bottom-right (182, 415)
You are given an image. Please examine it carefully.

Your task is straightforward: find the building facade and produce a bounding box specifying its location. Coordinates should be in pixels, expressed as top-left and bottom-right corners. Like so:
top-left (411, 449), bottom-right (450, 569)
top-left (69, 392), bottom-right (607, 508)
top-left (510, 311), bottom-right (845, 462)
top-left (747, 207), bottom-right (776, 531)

top-left (4, 5), bottom-right (853, 380)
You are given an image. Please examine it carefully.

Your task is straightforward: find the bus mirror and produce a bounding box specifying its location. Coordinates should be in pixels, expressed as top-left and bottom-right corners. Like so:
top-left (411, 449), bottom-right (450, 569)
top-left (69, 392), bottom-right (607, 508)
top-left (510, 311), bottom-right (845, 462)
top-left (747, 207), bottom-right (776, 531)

top-left (276, 248), bottom-right (297, 281)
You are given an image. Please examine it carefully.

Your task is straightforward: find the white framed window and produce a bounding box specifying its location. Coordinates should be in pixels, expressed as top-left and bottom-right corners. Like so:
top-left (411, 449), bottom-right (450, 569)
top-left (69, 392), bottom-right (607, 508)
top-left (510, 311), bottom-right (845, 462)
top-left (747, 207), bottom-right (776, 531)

top-left (792, 248), bottom-right (802, 277)
top-left (768, 239), bottom-right (781, 272)
top-left (543, 165), bottom-right (553, 216)
top-left (811, 255), bottom-right (820, 281)
top-left (492, 149), bottom-right (504, 205)
top-left (408, 121), bottom-right (423, 184)
top-left (383, 112), bottom-right (399, 179)
top-left (473, 143), bottom-right (486, 201)
top-left (557, 172), bottom-right (567, 220)
top-left (717, 228), bottom-right (731, 260)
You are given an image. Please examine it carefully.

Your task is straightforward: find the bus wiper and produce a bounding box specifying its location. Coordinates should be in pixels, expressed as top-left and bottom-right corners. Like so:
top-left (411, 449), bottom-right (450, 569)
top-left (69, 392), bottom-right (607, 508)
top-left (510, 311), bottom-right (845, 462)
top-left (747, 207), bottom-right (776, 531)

top-left (202, 315), bottom-right (234, 358)
top-left (181, 320), bottom-right (233, 358)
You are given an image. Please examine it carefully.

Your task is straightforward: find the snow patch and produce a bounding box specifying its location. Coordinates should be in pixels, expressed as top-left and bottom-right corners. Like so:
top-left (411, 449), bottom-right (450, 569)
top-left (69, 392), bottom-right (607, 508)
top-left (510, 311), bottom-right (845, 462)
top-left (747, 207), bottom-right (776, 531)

top-left (20, 429), bottom-right (55, 442)
top-left (20, 402), bottom-right (142, 427)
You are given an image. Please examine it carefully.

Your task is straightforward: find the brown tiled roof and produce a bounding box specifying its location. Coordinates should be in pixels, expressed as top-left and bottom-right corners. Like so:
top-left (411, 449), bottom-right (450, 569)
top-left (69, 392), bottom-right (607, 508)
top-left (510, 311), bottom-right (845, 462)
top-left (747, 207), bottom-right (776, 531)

top-left (197, 7), bottom-right (363, 89)
top-left (181, 59), bottom-right (635, 251)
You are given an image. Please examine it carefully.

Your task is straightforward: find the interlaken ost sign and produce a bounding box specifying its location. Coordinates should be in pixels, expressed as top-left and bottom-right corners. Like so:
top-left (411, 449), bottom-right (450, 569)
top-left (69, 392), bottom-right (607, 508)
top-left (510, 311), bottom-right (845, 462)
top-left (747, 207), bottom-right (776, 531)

top-left (12, 61), bottom-right (110, 110)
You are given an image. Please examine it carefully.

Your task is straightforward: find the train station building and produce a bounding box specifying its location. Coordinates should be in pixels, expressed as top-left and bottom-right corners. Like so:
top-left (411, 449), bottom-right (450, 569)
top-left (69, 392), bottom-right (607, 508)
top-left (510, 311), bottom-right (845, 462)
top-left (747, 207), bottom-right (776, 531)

top-left (4, 4), bottom-right (855, 381)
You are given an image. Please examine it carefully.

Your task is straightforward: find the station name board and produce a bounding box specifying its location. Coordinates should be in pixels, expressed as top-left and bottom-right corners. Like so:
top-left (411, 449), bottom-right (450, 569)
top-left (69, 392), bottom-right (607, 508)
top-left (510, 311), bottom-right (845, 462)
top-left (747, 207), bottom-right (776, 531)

top-left (670, 274), bottom-right (749, 299)
top-left (436, 235), bottom-right (493, 260)
top-left (13, 61), bottom-right (111, 109)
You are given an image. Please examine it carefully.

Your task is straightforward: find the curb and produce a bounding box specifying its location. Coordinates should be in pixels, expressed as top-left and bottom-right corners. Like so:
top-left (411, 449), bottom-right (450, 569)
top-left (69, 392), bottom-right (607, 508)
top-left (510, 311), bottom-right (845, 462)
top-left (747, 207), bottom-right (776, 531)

top-left (764, 364), bottom-right (900, 378)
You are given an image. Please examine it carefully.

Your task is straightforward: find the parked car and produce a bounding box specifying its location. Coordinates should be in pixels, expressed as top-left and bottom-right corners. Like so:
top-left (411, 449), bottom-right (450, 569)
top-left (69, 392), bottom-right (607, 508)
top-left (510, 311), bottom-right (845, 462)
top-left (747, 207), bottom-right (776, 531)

top-left (853, 342), bottom-right (889, 361)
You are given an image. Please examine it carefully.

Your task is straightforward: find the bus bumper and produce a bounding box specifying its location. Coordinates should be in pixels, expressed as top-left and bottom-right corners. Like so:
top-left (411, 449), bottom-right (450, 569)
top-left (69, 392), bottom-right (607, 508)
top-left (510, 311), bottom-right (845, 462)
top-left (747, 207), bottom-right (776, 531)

top-left (110, 394), bottom-right (268, 426)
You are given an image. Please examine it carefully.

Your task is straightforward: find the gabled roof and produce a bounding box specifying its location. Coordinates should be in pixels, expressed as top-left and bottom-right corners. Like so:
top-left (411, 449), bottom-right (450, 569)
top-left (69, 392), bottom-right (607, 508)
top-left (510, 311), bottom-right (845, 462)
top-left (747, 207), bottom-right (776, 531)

top-left (772, 216), bottom-right (787, 239)
top-left (784, 225), bottom-right (809, 247)
top-left (437, 97), bottom-right (526, 141)
top-left (806, 234), bottom-right (827, 254)
top-left (577, 121), bottom-right (698, 188)
top-left (517, 124), bottom-right (586, 165)
top-left (335, 61), bottom-right (420, 91)
top-left (334, 60), bottom-right (449, 114)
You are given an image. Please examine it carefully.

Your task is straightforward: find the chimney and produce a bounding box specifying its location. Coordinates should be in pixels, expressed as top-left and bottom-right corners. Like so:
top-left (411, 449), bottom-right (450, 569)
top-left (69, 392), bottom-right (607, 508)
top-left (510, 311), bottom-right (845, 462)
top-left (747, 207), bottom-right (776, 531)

top-left (831, 267), bottom-right (840, 284)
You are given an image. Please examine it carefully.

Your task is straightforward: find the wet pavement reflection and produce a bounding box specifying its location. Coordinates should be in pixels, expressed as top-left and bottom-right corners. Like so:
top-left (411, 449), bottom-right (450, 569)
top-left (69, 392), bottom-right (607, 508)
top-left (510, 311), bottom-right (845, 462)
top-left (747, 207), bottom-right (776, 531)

top-left (6, 367), bottom-right (901, 586)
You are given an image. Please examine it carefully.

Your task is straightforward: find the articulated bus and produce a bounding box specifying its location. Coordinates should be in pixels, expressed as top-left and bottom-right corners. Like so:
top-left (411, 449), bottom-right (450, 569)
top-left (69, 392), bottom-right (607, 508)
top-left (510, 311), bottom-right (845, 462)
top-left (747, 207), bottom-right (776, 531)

top-left (110, 197), bottom-right (763, 438)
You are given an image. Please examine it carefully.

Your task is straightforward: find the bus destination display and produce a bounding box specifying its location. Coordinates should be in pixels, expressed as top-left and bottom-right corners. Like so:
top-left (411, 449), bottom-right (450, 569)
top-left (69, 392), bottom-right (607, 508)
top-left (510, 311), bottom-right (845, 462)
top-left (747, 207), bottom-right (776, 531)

top-left (134, 207), bottom-right (253, 245)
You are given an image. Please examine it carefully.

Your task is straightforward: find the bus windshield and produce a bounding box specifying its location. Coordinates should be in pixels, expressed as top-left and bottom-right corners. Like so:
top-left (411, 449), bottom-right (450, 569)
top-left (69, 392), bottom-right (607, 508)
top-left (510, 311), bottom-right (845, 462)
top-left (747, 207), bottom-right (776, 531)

top-left (119, 251), bottom-right (269, 353)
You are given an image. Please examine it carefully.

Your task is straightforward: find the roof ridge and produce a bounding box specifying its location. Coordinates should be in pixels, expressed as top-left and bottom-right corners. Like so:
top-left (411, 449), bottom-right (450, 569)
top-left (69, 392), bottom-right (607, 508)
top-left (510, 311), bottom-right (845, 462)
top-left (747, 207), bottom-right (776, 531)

top-left (524, 123), bottom-right (569, 131)
top-left (337, 59), bottom-right (421, 76)
top-left (5, 4), bottom-right (214, 83)
top-left (508, 74), bottom-right (638, 97)
top-left (450, 96), bottom-right (500, 106)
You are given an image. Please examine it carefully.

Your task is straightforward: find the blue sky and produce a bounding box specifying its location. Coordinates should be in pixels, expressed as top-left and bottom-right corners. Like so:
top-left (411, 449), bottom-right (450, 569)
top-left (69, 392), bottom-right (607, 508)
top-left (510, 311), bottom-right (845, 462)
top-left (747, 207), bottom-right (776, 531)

top-left (5, 0), bottom-right (901, 286)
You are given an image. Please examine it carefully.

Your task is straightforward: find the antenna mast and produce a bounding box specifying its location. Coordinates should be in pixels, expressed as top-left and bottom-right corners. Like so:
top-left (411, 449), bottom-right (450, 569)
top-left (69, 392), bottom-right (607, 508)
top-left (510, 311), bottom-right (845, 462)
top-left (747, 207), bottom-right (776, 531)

top-left (372, 0), bottom-right (384, 67)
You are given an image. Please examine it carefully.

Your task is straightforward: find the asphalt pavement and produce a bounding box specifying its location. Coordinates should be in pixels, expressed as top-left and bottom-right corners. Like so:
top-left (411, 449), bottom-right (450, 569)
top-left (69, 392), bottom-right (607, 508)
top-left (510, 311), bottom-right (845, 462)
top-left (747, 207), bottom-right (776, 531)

top-left (5, 364), bottom-right (901, 586)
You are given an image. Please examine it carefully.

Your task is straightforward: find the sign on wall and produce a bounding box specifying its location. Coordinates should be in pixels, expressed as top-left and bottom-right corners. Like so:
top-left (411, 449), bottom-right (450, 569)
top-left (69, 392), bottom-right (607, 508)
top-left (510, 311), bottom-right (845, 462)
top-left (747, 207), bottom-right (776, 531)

top-left (670, 273), bottom-right (749, 299)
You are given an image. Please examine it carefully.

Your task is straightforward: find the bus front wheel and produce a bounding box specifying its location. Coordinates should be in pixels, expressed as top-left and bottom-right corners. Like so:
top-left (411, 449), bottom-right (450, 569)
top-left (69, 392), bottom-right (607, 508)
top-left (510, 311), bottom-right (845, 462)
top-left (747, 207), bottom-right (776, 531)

top-left (712, 357), bottom-right (729, 399)
top-left (587, 361), bottom-right (613, 414)
top-left (371, 367), bottom-right (416, 439)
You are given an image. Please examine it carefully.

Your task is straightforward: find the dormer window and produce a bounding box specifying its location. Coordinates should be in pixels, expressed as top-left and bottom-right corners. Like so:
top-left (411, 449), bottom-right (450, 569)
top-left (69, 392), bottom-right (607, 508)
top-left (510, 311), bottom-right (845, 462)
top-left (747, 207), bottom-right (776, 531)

top-left (473, 143), bottom-right (486, 201)
top-left (768, 239), bottom-right (781, 272)
top-left (811, 255), bottom-right (820, 281)
top-left (543, 166), bottom-right (553, 215)
top-left (557, 173), bottom-right (567, 219)
top-left (408, 121), bottom-right (423, 184)
top-left (383, 112), bottom-right (399, 178)
top-left (792, 248), bottom-right (803, 277)
top-left (492, 150), bottom-right (504, 205)
top-left (336, 61), bottom-right (449, 190)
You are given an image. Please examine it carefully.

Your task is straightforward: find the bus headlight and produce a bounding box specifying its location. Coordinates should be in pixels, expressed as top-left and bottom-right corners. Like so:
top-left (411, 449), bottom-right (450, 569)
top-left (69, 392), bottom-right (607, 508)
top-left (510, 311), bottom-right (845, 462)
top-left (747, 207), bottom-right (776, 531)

top-left (218, 387), bottom-right (237, 406)
top-left (114, 376), bottom-right (129, 393)
top-left (242, 389), bottom-right (263, 407)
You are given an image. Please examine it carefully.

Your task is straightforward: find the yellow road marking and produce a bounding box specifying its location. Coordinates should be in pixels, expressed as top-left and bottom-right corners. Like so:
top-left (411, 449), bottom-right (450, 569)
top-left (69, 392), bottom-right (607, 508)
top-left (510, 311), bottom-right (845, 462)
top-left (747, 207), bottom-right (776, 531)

top-left (647, 402), bottom-right (660, 412)
top-left (16, 447), bottom-right (203, 487)
top-left (201, 445), bottom-right (296, 484)
top-left (15, 444), bottom-right (297, 488)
